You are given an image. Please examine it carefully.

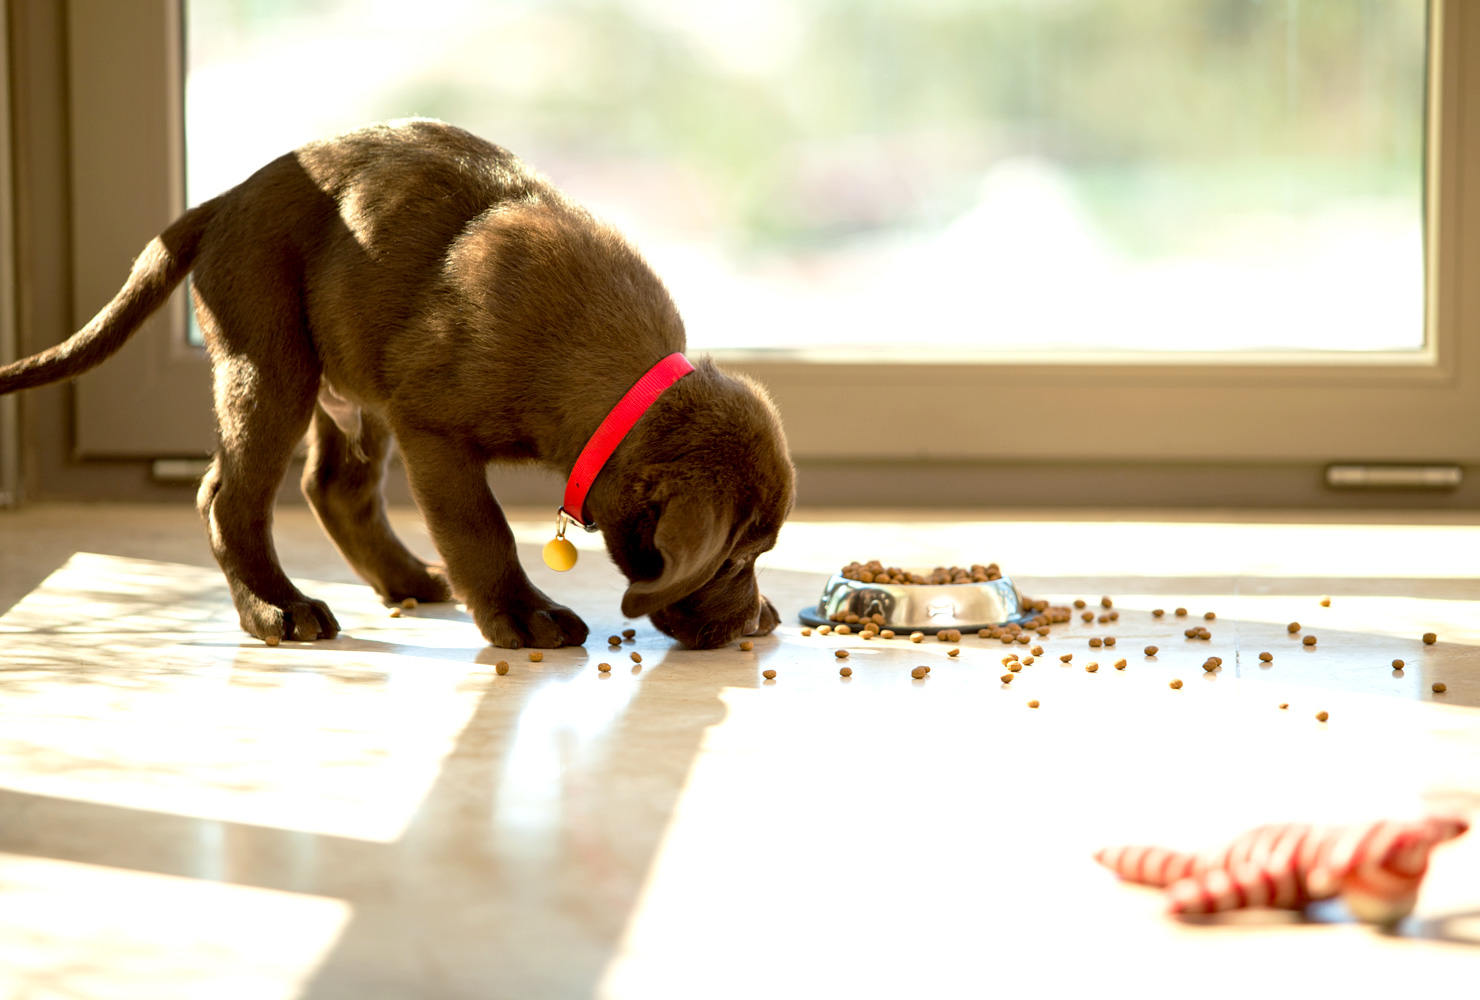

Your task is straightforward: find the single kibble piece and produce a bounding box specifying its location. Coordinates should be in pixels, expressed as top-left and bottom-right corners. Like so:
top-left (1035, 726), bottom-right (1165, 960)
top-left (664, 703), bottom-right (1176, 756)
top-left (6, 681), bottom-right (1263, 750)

top-left (1021, 656), bottom-right (1034, 666)
top-left (1060, 653), bottom-right (1073, 662)
top-left (739, 640), bottom-right (754, 651)
top-left (839, 666), bottom-right (852, 677)
top-left (845, 613), bottom-right (859, 624)
top-left (1184, 628), bottom-right (1198, 638)
top-left (1175, 607), bottom-right (1188, 617)
top-left (1259, 651), bottom-right (1273, 662)
top-left (1008, 661), bottom-right (1023, 672)
top-left (1319, 596), bottom-right (1331, 607)
top-left (801, 627), bottom-right (812, 636)
top-left (1302, 635), bottom-right (1317, 647)
top-left (1027, 699), bottom-right (1040, 708)
top-left (1144, 645), bottom-right (1159, 656)
top-left (401, 597), bottom-right (418, 610)
top-left (1169, 679), bottom-right (1183, 689)
top-left (1202, 659), bottom-right (1218, 673)
top-left (1104, 637), bottom-right (1117, 647)
top-left (1203, 611), bottom-right (1216, 621)
top-left (1152, 609), bottom-right (1165, 617)
top-left (1000, 673), bottom-right (1014, 683)
top-left (1279, 702), bottom-right (1289, 710)
top-left (762, 669), bottom-right (776, 680)
top-left (1197, 628), bottom-right (1211, 639)
top-left (1287, 622), bottom-right (1301, 633)
top-left (1089, 637), bottom-right (1103, 648)
top-left (1101, 596), bottom-right (1114, 608)
top-left (1036, 626), bottom-right (1051, 636)
top-left (881, 630), bottom-right (895, 639)
top-left (1316, 711), bottom-right (1329, 722)
top-left (978, 628), bottom-right (992, 639)
top-left (1210, 656), bottom-right (1222, 666)
top-left (835, 649), bottom-right (849, 659)
top-left (1392, 658), bottom-right (1405, 669)
top-left (818, 626), bottom-right (833, 636)
top-left (924, 665), bottom-right (932, 673)
top-left (623, 628), bottom-right (637, 639)
top-left (1433, 682), bottom-right (1447, 693)
top-left (910, 632), bottom-right (925, 643)
top-left (1074, 599), bottom-right (1087, 609)
top-left (1081, 611), bottom-right (1095, 622)
top-left (389, 608), bottom-right (402, 618)
top-left (495, 661), bottom-right (510, 675)
top-left (836, 624), bottom-right (852, 635)
top-left (1114, 659), bottom-right (1127, 670)
top-left (598, 662), bottom-right (611, 673)
top-left (1001, 654), bottom-right (1019, 664)
top-left (265, 635), bottom-right (281, 647)
top-left (608, 635), bottom-right (621, 646)
top-left (1085, 662), bottom-right (1099, 673)
top-left (1031, 645), bottom-right (1045, 656)
top-left (912, 666), bottom-right (928, 679)
top-left (1016, 634), bottom-right (1032, 644)
top-left (1423, 632), bottom-right (1438, 645)
top-left (529, 651), bottom-right (544, 662)
top-left (948, 648), bottom-right (961, 658)
top-left (630, 651), bottom-right (642, 663)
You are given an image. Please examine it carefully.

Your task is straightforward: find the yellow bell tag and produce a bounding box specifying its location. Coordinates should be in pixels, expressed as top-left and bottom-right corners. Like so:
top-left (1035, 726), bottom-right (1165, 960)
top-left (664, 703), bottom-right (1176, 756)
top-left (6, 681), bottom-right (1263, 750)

top-left (543, 509), bottom-right (578, 571)
top-left (543, 536), bottom-right (577, 571)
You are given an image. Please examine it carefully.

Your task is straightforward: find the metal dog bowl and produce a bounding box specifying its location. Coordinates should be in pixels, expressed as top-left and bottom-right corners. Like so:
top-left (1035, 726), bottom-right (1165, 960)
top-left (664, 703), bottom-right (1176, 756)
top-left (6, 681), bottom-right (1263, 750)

top-left (798, 572), bottom-right (1032, 634)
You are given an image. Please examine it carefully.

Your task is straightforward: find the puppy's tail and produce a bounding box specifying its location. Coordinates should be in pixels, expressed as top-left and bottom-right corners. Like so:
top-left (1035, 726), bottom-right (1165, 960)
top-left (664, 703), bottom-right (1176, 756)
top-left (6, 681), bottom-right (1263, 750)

top-left (0, 197), bottom-right (221, 394)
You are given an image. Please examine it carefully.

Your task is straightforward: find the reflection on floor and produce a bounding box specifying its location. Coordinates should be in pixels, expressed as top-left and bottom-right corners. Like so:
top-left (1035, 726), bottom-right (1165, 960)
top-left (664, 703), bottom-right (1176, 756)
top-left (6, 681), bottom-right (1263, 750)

top-left (0, 504), bottom-right (1478, 998)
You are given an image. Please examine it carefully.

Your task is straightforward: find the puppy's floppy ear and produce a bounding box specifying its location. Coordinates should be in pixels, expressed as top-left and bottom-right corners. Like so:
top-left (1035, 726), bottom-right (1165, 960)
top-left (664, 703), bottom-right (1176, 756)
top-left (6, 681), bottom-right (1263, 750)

top-left (621, 493), bottom-right (734, 619)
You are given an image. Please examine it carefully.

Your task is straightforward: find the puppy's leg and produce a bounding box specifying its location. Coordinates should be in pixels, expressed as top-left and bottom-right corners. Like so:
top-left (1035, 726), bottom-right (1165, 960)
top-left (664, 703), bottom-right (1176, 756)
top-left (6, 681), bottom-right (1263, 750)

top-left (196, 350), bottom-right (340, 643)
top-left (301, 404), bottom-right (452, 604)
top-left (395, 427), bottom-right (588, 648)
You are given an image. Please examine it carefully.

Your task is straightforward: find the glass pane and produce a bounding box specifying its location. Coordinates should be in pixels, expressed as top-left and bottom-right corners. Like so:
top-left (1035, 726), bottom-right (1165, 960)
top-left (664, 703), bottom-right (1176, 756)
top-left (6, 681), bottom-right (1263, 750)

top-left (186, 0), bottom-right (1428, 356)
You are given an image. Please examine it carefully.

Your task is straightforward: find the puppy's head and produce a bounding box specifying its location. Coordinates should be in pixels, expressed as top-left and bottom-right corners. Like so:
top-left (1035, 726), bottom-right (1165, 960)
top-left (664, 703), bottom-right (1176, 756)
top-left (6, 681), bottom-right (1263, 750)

top-left (596, 363), bottom-right (794, 650)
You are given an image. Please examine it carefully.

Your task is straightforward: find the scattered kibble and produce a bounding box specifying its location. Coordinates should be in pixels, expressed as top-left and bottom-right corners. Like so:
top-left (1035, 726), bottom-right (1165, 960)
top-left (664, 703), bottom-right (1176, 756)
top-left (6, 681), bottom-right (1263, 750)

top-left (1203, 612), bottom-right (1216, 621)
top-left (1000, 673), bottom-right (1014, 683)
top-left (801, 627), bottom-right (812, 636)
top-left (819, 626), bottom-right (833, 635)
top-left (1423, 632), bottom-right (1438, 645)
top-left (1008, 661), bottom-right (1022, 672)
top-left (881, 630), bottom-right (895, 639)
top-left (495, 661), bottom-right (509, 675)
top-left (1433, 682), bottom-right (1447, 693)
top-left (1089, 637), bottom-right (1103, 648)
top-left (1085, 662), bottom-right (1099, 673)
top-left (938, 628), bottom-right (962, 642)
top-left (1279, 702), bottom-right (1288, 710)
top-left (1319, 596), bottom-right (1331, 607)
top-left (1175, 608), bottom-right (1188, 617)
top-left (598, 662), bottom-right (611, 672)
top-left (839, 666), bottom-right (853, 677)
top-left (389, 608), bottom-right (402, 618)
top-left (623, 628), bottom-right (637, 639)
top-left (910, 632), bottom-right (925, 643)
top-left (948, 648), bottom-right (961, 657)
top-left (1114, 659), bottom-right (1127, 670)
top-left (835, 649), bottom-right (849, 659)
top-left (265, 635), bottom-right (281, 646)
top-left (401, 597), bottom-right (418, 610)
top-left (1060, 653), bottom-right (1073, 663)
top-left (1392, 658), bottom-right (1405, 669)
top-left (1031, 645), bottom-right (1044, 656)
top-left (1144, 645), bottom-right (1159, 656)
top-left (1100, 596), bottom-right (1114, 608)
top-left (912, 666), bottom-right (928, 679)
top-left (1002, 655), bottom-right (1019, 665)
top-left (1259, 651), bottom-right (1273, 662)
top-left (1081, 611), bottom-right (1095, 623)
top-left (836, 624), bottom-right (852, 635)
top-left (608, 635), bottom-right (621, 646)
top-left (630, 651), bottom-right (642, 663)
top-left (1074, 599), bottom-right (1087, 609)
top-left (1196, 628), bottom-right (1211, 639)
top-left (763, 669), bottom-right (776, 680)
top-left (529, 651), bottom-right (544, 662)
top-left (1169, 679), bottom-right (1183, 689)
top-left (1303, 635), bottom-right (1317, 647)
top-left (1104, 637), bottom-right (1117, 647)
top-left (1152, 609), bottom-right (1165, 617)
top-left (1203, 659), bottom-right (1219, 673)
top-left (840, 560), bottom-right (1002, 585)
top-left (1028, 699), bottom-right (1040, 708)
top-left (740, 640), bottom-right (754, 651)
top-left (1316, 711), bottom-right (1329, 722)
top-left (1287, 622), bottom-right (1301, 633)
top-left (1022, 656), bottom-right (1035, 665)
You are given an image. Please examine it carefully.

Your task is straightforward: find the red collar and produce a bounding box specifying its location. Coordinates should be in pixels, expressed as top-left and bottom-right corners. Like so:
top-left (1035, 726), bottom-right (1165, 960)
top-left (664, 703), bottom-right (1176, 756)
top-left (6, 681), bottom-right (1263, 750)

top-left (561, 352), bottom-right (695, 528)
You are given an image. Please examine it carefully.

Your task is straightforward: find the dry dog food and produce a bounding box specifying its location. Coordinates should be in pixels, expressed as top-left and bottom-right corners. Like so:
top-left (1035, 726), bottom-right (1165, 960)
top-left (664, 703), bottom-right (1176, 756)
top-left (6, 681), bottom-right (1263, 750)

top-left (1432, 682), bottom-right (1447, 693)
top-left (1203, 612), bottom-right (1216, 621)
top-left (1144, 645), bottom-right (1159, 656)
top-left (739, 640), bottom-right (754, 651)
top-left (836, 624), bottom-right (852, 635)
top-left (948, 648), bottom-right (961, 657)
top-left (1031, 645), bottom-right (1044, 656)
top-left (608, 635), bottom-right (621, 646)
top-left (265, 635), bottom-right (282, 646)
top-left (598, 662), bottom-right (611, 672)
top-left (839, 666), bottom-right (852, 677)
top-left (388, 607), bottom-right (403, 618)
top-left (401, 597), bottom-right (418, 609)
top-left (1104, 637), bottom-right (1117, 647)
top-left (1424, 632), bottom-right (1438, 644)
top-left (529, 651), bottom-right (544, 662)
top-left (1319, 596), bottom-right (1331, 607)
top-left (1027, 699), bottom-right (1040, 708)
top-left (1302, 635), bottom-right (1317, 647)
top-left (630, 651), bottom-right (642, 663)
top-left (912, 666), bottom-right (928, 679)
top-left (1101, 597), bottom-right (1114, 608)
top-left (1060, 653), bottom-right (1073, 663)
top-left (938, 629), bottom-right (962, 642)
top-left (910, 632), bottom-right (925, 643)
top-left (495, 660), bottom-right (510, 675)
top-left (1169, 679), bottom-right (1184, 689)
top-left (1089, 638), bottom-right (1103, 648)
top-left (1085, 662), bottom-right (1099, 673)
top-left (1279, 702), bottom-right (1288, 709)
top-left (1114, 659), bottom-right (1127, 670)
top-left (1081, 611), bottom-right (1095, 623)
top-left (1152, 608), bottom-right (1165, 617)
top-left (623, 628), bottom-right (637, 639)
top-left (881, 630), bottom-right (895, 639)
top-left (1316, 711), bottom-right (1329, 722)
top-left (1000, 673), bottom-right (1014, 683)
top-left (763, 669), bottom-right (777, 679)
top-left (1392, 658), bottom-right (1405, 669)
top-left (801, 627), bottom-right (812, 636)
top-left (1203, 659), bottom-right (1219, 673)
top-left (1259, 651), bottom-right (1273, 662)
top-left (1007, 661), bottom-right (1022, 672)
top-left (1175, 608), bottom-right (1188, 617)
top-left (835, 650), bottom-right (849, 659)
top-left (1022, 655), bottom-right (1035, 665)
top-left (840, 560), bottom-right (1001, 585)
top-left (1074, 599), bottom-right (1087, 609)
top-left (1287, 622), bottom-right (1301, 633)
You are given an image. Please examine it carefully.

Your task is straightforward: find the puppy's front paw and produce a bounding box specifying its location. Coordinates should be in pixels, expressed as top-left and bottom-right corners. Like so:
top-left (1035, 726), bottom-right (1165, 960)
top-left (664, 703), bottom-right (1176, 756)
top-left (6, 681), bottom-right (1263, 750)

top-left (474, 597), bottom-right (588, 649)
top-left (239, 594), bottom-right (341, 642)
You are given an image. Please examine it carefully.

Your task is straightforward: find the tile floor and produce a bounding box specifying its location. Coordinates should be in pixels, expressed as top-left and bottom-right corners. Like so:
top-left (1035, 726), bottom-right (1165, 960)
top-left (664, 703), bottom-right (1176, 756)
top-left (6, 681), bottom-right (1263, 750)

top-left (0, 503), bottom-right (1478, 998)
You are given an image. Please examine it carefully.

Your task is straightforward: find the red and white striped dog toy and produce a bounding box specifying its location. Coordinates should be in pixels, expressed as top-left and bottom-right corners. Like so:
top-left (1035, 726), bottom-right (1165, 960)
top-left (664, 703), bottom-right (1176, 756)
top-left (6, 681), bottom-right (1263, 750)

top-left (1095, 816), bottom-right (1469, 924)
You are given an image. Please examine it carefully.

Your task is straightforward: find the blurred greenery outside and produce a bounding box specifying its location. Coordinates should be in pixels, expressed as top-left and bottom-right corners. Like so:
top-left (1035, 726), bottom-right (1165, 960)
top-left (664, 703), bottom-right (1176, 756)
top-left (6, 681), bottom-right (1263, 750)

top-left (185, 0), bottom-right (1428, 353)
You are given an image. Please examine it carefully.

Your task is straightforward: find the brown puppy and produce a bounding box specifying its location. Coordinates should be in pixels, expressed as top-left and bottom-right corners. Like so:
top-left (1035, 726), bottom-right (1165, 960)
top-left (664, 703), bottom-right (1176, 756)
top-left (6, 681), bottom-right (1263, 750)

top-left (0, 119), bottom-right (794, 649)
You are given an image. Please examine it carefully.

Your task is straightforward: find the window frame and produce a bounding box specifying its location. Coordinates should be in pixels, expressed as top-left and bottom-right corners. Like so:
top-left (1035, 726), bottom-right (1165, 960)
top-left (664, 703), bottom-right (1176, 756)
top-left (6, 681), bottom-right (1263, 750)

top-left (57, 0), bottom-right (1480, 477)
